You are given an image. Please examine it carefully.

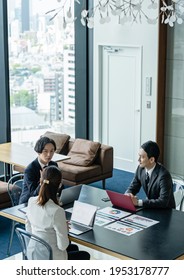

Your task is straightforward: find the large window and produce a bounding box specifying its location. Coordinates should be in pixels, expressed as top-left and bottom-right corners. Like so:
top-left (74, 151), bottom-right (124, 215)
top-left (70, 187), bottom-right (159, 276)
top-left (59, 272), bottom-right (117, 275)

top-left (164, 24), bottom-right (184, 178)
top-left (7, 0), bottom-right (75, 147)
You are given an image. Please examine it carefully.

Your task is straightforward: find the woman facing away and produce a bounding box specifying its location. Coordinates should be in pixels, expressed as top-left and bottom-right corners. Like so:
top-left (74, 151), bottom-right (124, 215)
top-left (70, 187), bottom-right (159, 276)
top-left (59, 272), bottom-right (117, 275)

top-left (26, 165), bottom-right (90, 260)
top-left (19, 136), bottom-right (58, 204)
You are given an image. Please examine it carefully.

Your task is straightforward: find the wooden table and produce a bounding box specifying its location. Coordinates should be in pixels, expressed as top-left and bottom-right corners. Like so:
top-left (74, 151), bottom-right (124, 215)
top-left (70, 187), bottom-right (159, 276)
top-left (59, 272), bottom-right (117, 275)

top-left (0, 142), bottom-right (70, 180)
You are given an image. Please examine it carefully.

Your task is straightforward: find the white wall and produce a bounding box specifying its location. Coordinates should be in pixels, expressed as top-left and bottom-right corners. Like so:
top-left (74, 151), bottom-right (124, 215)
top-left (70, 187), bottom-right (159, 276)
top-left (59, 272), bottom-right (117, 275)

top-left (93, 2), bottom-right (160, 146)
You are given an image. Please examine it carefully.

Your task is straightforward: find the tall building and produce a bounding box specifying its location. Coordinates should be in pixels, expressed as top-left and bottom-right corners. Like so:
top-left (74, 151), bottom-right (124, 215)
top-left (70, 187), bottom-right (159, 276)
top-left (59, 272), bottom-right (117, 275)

top-left (43, 72), bottom-right (64, 122)
top-left (21, 0), bottom-right (30, 33)
top-left (63, 44), bottom-right (75, 124)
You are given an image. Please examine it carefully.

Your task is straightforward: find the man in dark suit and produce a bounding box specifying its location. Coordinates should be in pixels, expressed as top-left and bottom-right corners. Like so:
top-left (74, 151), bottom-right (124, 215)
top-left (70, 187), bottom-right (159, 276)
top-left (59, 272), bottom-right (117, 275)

top-left (19, 136), bottom-right (58, 204)
top-left (126, 140), bottom-right (175, 208)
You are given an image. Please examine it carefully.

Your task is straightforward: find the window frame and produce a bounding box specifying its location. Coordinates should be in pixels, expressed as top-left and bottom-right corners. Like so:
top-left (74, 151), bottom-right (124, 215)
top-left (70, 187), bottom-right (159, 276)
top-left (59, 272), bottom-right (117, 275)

top-left (0, 0), bottom-right (11, 144)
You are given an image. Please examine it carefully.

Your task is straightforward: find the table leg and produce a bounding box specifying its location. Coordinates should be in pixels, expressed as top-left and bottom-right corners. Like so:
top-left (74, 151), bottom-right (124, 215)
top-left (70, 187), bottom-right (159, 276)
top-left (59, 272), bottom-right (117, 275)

top-left (3, 163), bottom-right (13, 181)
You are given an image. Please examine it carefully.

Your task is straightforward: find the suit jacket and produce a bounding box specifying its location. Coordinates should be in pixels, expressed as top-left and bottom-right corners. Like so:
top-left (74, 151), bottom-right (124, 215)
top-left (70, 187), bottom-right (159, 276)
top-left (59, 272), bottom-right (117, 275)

top-left (26, 196), bottom-right (69, 260)
top-left (19, 158), bottom-right (58, 204)
top-left (126, 163), bottom-right (175, 209)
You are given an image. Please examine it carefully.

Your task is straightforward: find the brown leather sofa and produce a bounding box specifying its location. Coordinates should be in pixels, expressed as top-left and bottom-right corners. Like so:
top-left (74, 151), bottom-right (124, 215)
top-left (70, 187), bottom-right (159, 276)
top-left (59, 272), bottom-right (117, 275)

top-left (10, 131), bottom-right (113, 189)
top-left (58, 139), bottom-right (113, 188)
top-left (43, 131), bottom-right (113, 189)
top-left (0, 132), bottom-right (113, 209)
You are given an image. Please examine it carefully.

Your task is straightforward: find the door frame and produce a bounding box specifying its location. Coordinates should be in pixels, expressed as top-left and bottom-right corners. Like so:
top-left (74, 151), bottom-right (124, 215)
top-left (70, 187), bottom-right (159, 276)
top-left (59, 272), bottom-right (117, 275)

top-left (97, 44), bottom-right (142, 172)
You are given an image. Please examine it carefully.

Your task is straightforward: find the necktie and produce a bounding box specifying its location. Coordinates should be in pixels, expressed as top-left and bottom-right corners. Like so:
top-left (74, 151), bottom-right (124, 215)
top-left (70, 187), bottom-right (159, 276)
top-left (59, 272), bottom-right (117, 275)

top-left (145, 172), bottom-right (149, 187)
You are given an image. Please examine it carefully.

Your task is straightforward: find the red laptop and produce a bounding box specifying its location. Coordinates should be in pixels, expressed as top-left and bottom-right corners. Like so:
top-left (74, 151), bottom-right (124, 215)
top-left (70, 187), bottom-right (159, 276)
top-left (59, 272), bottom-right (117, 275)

top-left (106, 190), bottom-right (142, 213)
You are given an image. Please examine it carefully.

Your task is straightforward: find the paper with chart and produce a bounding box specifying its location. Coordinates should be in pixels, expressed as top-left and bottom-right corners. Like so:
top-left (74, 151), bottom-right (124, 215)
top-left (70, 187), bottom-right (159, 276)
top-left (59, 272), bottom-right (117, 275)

top-left (105, 214), bottom-right (159, 236)
top-left (95, 206), bottom-right (131, 226)
top-left (121, 214), bottom-right (159, 229)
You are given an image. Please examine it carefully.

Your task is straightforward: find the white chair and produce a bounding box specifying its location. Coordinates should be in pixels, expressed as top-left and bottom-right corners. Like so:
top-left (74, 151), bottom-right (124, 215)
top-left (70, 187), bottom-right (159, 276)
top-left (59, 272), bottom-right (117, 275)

top-left (173, 178), bottom-right (184, 211)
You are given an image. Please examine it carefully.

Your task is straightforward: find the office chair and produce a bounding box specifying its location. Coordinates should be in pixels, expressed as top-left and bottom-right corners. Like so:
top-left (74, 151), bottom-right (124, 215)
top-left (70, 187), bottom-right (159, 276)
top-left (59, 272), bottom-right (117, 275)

top-left (15, 227), bottom-right (53, 260)
top-left (173, 178), bottom-right (184, 211)
top-left (6, 173), bottom-right (24, 256)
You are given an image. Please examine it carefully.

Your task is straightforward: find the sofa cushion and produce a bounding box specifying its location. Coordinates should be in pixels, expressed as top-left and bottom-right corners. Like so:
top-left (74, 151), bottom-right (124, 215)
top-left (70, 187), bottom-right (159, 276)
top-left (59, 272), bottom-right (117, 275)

top-left (64, 138), bottom-right (101, 167)
top-left (43, 131), bottom-right (70, 154)
top-left (58, 162), bottom-right (102, 182)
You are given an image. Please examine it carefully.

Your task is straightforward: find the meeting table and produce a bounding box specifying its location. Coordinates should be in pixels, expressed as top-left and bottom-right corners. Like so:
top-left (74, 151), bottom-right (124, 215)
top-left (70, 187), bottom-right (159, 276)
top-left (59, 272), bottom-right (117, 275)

top-left (0, 185), bottom-right (184, 260)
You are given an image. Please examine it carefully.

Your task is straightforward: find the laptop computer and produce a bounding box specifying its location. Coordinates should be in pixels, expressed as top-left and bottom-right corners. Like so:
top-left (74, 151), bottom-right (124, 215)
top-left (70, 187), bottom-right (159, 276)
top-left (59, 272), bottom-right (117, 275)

top-left (106, 190), bottom-right (142, 213)
top-left (59, 185), bottom-right (82, 206)
top-left (69, 200), bottom-right (98, 235)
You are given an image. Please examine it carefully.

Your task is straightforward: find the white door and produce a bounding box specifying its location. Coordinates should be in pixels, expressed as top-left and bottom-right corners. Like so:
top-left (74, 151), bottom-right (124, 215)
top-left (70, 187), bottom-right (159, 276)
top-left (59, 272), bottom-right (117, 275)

top-left (100, 45), bottom-right (142, 172)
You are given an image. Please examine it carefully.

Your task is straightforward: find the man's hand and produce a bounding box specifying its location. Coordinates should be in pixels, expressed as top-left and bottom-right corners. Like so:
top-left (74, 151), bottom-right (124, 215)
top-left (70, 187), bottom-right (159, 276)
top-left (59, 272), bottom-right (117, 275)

top-left (125, 193), bottom-right (138, 206)
top-left (130, 194), bottom-right (138, 206)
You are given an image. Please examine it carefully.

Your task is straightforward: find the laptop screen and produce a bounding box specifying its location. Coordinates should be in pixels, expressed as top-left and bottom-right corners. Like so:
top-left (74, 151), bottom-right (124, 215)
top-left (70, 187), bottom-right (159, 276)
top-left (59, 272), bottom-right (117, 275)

top-left (59, 185), bottom-right (82, 205)
top-left (71, 201), bottom-right (98, 227)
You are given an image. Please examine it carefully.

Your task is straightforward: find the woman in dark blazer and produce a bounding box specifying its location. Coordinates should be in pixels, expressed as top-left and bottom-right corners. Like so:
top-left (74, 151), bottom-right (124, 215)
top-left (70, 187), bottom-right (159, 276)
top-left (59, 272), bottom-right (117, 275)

top-left (126, 140), bottom-right (176, 209)
top-left (19, 136), bottom-right (58, 204)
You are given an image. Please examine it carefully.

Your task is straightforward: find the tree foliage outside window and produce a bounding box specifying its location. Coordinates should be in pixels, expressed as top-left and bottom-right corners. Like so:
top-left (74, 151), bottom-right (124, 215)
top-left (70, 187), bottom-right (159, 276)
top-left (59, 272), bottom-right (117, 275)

top-left (10, 90), bottom-right (35, 110)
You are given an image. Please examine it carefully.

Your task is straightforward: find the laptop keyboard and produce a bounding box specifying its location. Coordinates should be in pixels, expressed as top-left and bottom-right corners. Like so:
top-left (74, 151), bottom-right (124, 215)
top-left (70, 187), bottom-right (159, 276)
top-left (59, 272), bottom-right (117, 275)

top-left (69, 222), bottom-right (90, 232)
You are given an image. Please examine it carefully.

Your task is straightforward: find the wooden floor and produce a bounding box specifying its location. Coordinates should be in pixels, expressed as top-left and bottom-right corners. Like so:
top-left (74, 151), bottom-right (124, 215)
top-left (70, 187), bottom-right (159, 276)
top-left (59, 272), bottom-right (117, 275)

top-left (5, 244), bottom-right (184, 260)
top-left (4, 243), bottom-right (120, 260)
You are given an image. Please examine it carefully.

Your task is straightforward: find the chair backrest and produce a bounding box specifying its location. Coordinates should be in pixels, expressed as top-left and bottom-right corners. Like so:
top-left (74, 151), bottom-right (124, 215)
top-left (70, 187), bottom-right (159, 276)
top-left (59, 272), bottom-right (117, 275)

top-left (180, 196), bottom-right (184, 211)
top-left (7, 173), bottom-right (24, 206)
top-left (15, 227), bottom-right (53, 260)
top-left (173, 178), bottom-right (184, 211)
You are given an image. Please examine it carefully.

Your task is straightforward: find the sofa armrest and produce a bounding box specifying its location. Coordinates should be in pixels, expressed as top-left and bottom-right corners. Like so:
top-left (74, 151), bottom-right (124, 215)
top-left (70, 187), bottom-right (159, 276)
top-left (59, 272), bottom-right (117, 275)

top-left (13, 165), bottom-right (25, 173)
top-left (96, 144), bottom-right (113, 174)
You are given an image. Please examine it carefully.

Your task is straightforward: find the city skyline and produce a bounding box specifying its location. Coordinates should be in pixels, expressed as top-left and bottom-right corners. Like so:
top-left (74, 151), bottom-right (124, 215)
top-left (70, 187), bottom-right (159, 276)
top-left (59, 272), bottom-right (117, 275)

top-left (7, 0), bottom-right (75, 145)
top-left (8, 0), bottom-right (64, 16)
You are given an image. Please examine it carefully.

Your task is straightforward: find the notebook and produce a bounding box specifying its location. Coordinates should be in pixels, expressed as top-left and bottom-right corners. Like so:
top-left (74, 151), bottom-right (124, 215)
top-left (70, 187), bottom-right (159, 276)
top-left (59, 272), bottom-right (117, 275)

top-left (69, 200), bottom-right (98, 235)
top-left (106, 190), bottom-right (142, 213)
top-left (59, 185), bottom-right (82, 206)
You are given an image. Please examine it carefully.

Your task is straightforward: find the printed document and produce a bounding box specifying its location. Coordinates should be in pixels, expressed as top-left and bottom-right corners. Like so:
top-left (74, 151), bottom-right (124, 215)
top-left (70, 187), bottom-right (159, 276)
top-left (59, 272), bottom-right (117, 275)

top-left (105, 214), bottom-right (159, 236)
top-left (95, 206), bottom-right (131, 226)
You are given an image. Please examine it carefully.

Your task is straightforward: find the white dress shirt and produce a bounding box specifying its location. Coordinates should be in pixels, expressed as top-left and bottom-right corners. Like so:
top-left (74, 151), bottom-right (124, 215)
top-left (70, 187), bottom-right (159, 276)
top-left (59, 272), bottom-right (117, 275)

top-left (37, 158), bottom-right (47, 169)
top-left (145, 164), bottom-right (156, 179)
